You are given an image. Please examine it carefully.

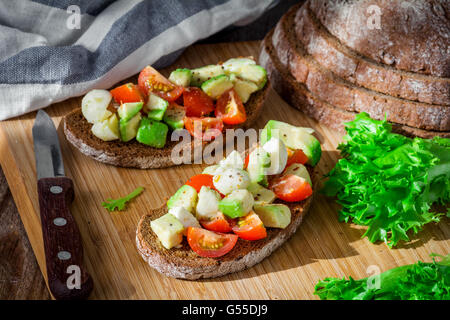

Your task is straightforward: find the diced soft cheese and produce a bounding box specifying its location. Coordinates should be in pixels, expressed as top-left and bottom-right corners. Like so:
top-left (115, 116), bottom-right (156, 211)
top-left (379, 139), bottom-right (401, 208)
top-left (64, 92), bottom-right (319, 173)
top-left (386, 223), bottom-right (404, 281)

top-left (150, 213), bottom-right (184, 249)
top-left (196, 186), bottom-right (221, 220)
top-left (81, 89), bottom-right (113, 124)
top-left (213, 168), bottom-right (250, 195)
top-left (168, 207), bottom-right (200, 235)
top-left (262, 137), bottom-right (288, 175)
top-left (218, 150), bottom-right (244, 170)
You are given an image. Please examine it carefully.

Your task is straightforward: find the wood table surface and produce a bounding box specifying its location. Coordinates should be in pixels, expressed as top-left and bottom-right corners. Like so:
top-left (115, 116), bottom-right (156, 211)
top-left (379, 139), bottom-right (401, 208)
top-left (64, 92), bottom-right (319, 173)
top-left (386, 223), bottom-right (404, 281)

top-left (0, 40), bottom-right (448, 300)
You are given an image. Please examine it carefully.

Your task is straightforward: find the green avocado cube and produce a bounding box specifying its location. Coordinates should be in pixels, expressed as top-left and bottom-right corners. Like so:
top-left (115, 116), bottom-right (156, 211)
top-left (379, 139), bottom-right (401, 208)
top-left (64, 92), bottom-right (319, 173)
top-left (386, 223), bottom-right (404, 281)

top-left (253, 203), bottom-right (291, 229)
top-left (136, 118), bottom-right (168, 148)
top-left (163, 105), bottom-right (185, 130)
top-left (118, 102), bottom-right (143, 121)
top-left (146, 93), bottom-right (168, 121)
top-left (201, 74), bottom-right (233, 99)
top-left (169, 68), bottom-right (192, 87)
top-left (218, 189), bottom-right (254, 219)
top-left (119, 112), bottom-right (141, 142)
top-left (167, 185), bottom-right (198, 213)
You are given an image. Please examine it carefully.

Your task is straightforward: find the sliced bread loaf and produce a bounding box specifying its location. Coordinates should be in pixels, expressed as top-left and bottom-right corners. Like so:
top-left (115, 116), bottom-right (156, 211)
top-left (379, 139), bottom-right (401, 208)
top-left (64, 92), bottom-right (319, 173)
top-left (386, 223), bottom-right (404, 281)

top-left (295, 2), bottom-right (450, 106)
top-left (272, 4), bottom-right (450, 131)
top-left (136, 168), bottom-right (315, 279)
top-left (260, 29), bottom-right (450, 139)
top-left (309, 0), bottom-right (450, 77)
top-left (63, 81), bottom-right (269, 169)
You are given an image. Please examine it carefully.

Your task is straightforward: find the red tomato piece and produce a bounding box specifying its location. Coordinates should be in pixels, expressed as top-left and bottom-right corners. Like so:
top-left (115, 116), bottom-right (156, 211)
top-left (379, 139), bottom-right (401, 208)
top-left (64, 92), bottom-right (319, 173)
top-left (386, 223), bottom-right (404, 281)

top-left (138, 65), bottom-right (184, 102)
top-left (200, 212), bottom-right (233, 233)
top-left (244, 153), bottom-right (250, 169)
top-left (187, 227), bottom-right (238, 258)
top-left (110, 83), bottom-right (144, 104)
top-left (286, 148), bottom-right (309, 167)
top-left (231, 211), bottom-right (267, 241)
top-left (184, 116), bottom-right (223, 141)
top-left (215, 89), bottom-right (246, 125)
top-left (270, 174), bottom-right (312, 202)
top-left (185, 174), bottom-right (215, 193)
top-left (183, 87), bottom-right (215, 117)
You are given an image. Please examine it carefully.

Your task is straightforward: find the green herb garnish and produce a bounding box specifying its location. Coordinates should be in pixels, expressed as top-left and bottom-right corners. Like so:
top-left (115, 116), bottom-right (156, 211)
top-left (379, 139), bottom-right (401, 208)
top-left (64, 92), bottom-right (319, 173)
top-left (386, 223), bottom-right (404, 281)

top-left (102, 187), bottom-right (144, 212)
top-left (323, 113), bottom-right (450, 247)
top-left (314, 254), bottom-right (450, 300)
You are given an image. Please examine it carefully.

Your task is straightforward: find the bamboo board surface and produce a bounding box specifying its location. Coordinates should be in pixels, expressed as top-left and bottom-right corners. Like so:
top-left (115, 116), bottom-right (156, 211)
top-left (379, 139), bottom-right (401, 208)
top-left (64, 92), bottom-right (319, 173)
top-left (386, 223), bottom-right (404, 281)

top-left (0, 41), bottom-right (448, 300)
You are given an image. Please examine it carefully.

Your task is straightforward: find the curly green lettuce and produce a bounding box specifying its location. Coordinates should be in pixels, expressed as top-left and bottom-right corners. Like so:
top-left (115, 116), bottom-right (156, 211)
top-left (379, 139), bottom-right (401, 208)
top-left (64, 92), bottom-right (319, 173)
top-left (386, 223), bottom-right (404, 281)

top-left (102, 187), bottom-right (144, 212)
top-left (323, 113), bottom-right (450, 247)
top-left (314, 254), bottom-right (450, 300)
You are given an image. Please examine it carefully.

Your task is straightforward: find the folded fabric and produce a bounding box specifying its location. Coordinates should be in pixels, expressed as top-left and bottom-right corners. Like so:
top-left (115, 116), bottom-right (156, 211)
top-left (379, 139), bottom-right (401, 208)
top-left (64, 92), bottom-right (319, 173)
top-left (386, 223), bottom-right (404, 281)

top-left (0, 0), bottom-right (277, 120)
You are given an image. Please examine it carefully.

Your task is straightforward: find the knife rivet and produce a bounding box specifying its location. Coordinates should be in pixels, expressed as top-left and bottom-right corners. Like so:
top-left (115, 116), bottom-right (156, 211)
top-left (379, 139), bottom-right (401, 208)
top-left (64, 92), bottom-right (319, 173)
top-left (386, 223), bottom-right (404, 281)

top-left (57, 251), bottom-right (71, 261)
top-left (53, 217), bottom-right (67, 226)
top-left (50, 186), bottom-right (63, 194)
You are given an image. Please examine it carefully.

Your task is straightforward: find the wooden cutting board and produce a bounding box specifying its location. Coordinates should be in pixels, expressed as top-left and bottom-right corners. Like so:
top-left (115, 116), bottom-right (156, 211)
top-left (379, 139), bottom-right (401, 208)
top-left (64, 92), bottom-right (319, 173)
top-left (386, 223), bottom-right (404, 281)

top-left (0, 41), bottom-right (448, 300)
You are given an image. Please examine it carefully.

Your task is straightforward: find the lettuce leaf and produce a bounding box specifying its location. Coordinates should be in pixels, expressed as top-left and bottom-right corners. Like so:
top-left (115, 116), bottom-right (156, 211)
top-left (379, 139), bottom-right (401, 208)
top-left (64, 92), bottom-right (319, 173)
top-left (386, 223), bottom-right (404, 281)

top-left (323, 113), bottom-right (450, 247)
top-left (314, 254), bottom-right (450, 300)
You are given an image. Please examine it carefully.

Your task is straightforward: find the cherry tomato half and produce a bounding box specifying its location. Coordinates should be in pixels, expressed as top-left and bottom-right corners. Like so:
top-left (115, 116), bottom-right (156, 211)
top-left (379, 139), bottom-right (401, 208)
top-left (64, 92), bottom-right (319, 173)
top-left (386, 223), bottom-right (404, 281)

top-left (215, 89), bottom-right (246, 125)
top-left (270, 174), bottom-right (312, 202)
top-left (138, 65), bottom-right (184, 102)
top-left (231, 211), bottom-right (267, 241)
top-left (187, 227), bottom-right (238, 258)
top-left (184, 116), bottom-right (223, 141)
top-left (184, 87), bottom-right (215, 117)
top-left (110, 83), bottom-right (144, 104)
top-left (286, 148), bottom-right (308, 167)
top-left (200, 212), bottom-right (233, 233)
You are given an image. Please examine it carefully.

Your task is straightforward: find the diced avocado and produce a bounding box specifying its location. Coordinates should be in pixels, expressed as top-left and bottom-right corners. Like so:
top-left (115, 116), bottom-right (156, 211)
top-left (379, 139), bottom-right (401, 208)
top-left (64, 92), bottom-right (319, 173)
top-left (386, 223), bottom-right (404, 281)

top-left (196, 186), bottom-right (221, 220)
top-left (253, 204), bottom-right (291, 229)
top-left (219, 189), bottom-right (254, 219)
top-left (169, 68), bottom-right (192, 87)
top-left (247, 182), bottom-right (275, 205)
top-left (233, 78), bottom-right (259, 103)
top-left (191, 64), bottom-right (225, 87)
top-left (236, 65), bottom-right (267, 89)
top-left (119, 112), bottom-right (141, 142)
top-left (136, 118), bottom-right (168, 148)
top-left (145, 93), bottom-right (168, 121)
top-left (163, 105), bottom-right (185, 130)
top-left (222, 57), bottom-right (256, 74)
top-left (283, 163), bottom-right (312, 186)
top-left (118, 102), bottom-right (143, 121)
top-left (202, 165), bottom-right (221, 175)
top-left (201, 75), bottom-right (233, 100)
top-left (167, 185), bottom-right (198, 213)
top-left (260, 120), bottom-right (321, 166)
top-left (246, 147), bottom-right (271, 187)
top-left (91, 113), bottom-right (119, 141)
top-left (150, 213), bottom-right (184, 249)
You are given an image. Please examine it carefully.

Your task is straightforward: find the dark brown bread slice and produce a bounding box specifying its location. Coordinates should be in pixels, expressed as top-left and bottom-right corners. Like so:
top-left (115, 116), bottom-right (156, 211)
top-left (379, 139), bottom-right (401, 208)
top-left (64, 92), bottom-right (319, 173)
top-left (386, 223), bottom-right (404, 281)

top-left (273, 4), bottom-right (450, 131)
top-left (260, 29), bottom-right (450, 139)
top-left (295, 2), bottom-right (450, 106)
top-left (136, 168), bottom-right (315, 279)
top-left (63, 82), bottom-right (269, 169)
top-left (309, 0), bottom-right (450, 77)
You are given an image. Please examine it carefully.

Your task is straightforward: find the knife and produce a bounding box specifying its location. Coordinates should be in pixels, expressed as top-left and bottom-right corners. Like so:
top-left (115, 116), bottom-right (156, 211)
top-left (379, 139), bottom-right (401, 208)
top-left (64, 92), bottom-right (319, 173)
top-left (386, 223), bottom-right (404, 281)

top-left (32, 110), bottom-right (93, 300)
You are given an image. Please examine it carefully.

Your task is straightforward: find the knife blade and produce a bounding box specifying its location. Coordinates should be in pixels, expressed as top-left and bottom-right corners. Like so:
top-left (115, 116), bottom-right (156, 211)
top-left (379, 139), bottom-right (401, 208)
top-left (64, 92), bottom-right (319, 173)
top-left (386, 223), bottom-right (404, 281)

top-left (32, 110), bottom-right (93, 300)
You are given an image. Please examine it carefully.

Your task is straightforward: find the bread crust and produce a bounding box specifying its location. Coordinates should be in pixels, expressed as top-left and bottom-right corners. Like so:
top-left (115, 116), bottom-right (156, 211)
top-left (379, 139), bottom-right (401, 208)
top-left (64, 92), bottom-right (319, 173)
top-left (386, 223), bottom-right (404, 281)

top-left (136, 168), bottom-right (315, 280)
top-left (295, 2), bottom-right (450, 106)
top-left (272, 4), bottom-right (450, 131)
top-left (63, 81), bottom-right (270, 169)
top-left (260, 29), bottom-right (450, 139)
top-left (309, 0), bottom-right (450, 77)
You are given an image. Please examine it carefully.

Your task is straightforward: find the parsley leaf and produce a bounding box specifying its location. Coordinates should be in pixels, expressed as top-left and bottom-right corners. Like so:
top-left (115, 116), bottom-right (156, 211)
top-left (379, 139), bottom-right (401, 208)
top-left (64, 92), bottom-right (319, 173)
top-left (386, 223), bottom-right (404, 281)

top-left (323, 113), bottom-right (450, 247)
top-left (314, 254), bottom-right (450, 300)
top-left (102, 187), bottom-right (144, 212)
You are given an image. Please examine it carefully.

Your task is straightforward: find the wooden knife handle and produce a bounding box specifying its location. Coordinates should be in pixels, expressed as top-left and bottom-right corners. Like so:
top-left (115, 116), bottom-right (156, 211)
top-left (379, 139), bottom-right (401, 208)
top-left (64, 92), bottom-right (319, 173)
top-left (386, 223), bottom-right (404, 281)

top-left (37, 177), bottom-right (93, 300)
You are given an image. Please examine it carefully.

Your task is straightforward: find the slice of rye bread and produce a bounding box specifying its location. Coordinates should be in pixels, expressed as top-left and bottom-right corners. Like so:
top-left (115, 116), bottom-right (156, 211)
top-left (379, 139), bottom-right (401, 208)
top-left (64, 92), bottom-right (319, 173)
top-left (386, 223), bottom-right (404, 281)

top-left (136, 166), bottom-right (315, 279)
top-left (309, 0), bottom-right (450, 77)
top-left (63, 82), bottom-right (270, 169)
top-left (295, 2), bottom-right (450, 106)
top-left (272, 4), bottom-right (450, 131)
top-left (260, 29), bottom-right (450, 139)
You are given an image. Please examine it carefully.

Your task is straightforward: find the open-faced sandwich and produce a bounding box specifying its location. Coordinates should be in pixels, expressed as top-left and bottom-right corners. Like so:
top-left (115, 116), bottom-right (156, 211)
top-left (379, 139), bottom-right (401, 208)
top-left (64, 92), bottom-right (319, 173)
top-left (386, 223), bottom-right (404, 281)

top-left (64, 57), bottom-right (270, 168)
top-left (136, 120), bottom-right (321, 279)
